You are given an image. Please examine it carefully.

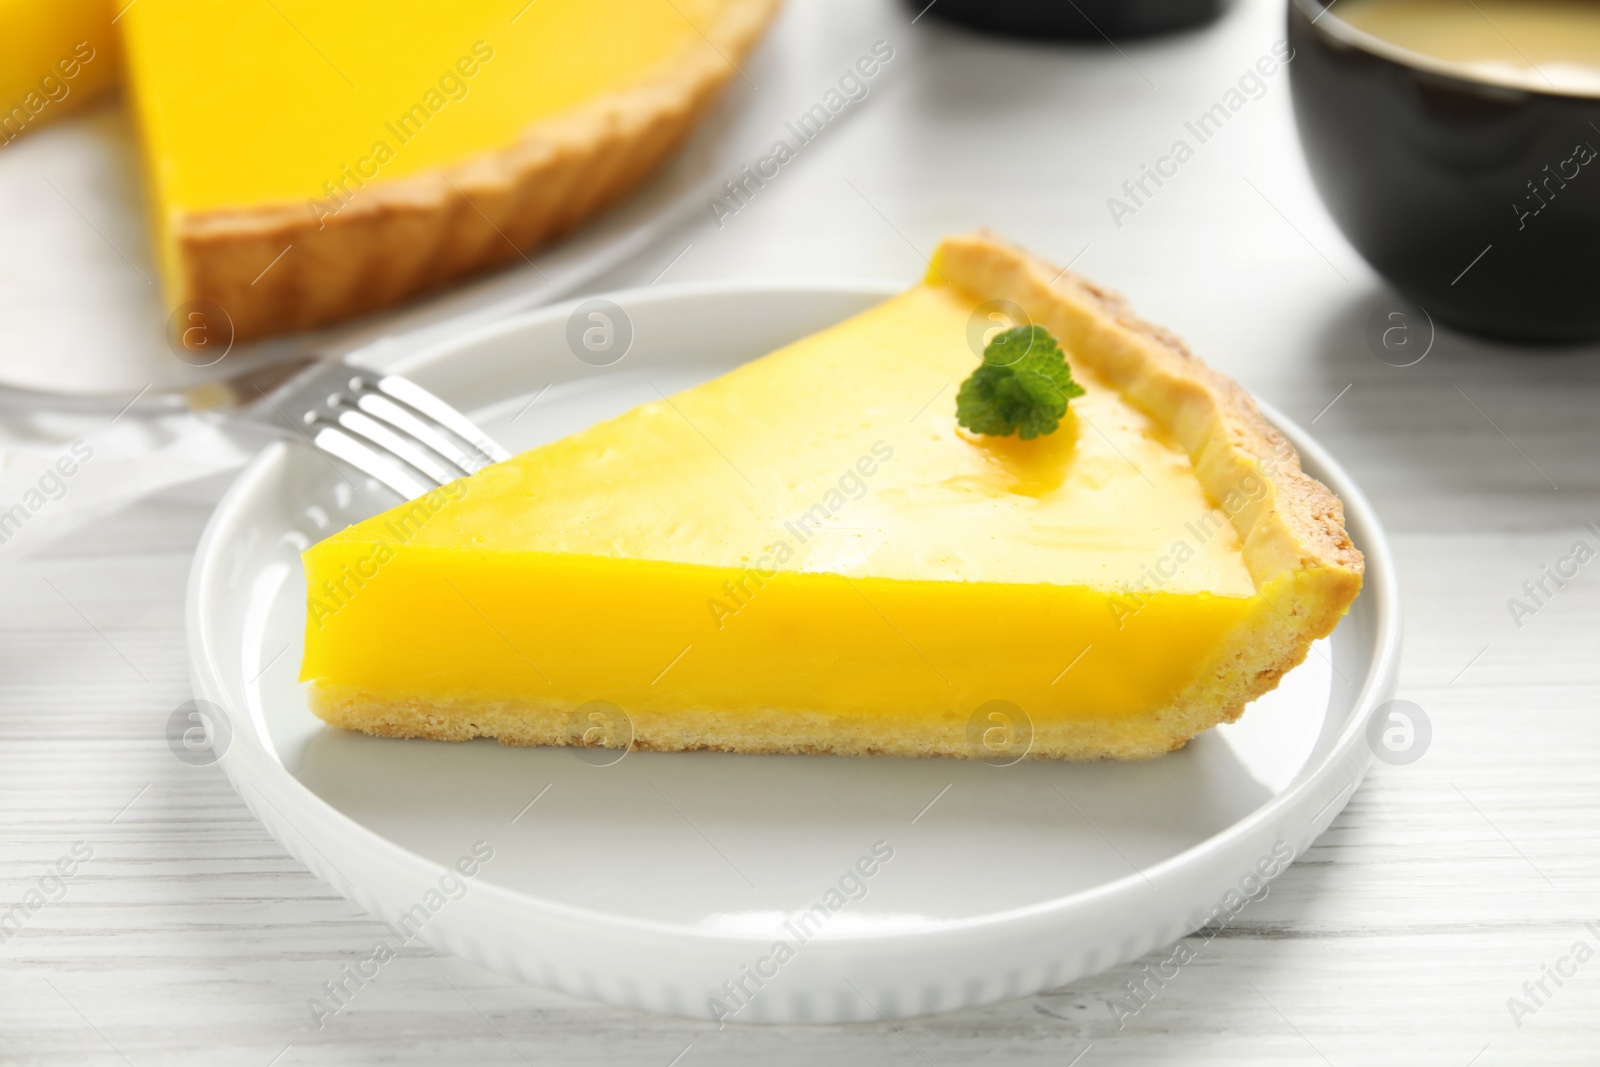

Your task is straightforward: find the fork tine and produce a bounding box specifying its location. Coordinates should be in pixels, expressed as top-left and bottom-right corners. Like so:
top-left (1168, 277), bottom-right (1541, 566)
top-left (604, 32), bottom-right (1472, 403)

top-left (242, 358), bottom-right (509, 502)
top-left (313, 426), bottom-right (433, 500)
top-left (334, 409), bottom-right (459, 487)
top-left (356, 392), bottom-right (483, 476)
top-left (377, 375), bottom-right (512, 464)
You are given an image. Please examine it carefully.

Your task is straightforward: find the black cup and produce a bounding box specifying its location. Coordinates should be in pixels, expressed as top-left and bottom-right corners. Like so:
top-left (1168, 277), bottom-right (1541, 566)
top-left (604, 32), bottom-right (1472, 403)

top-left (1287, 0), bottom-right (1600, 344)
top-left (919, 0), bottom-right (1229, 40)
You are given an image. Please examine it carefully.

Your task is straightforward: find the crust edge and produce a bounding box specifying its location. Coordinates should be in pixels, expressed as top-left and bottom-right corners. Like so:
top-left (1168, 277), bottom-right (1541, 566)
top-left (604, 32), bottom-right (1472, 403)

top-left (309, 686), bottom-right (1205, 762)
top-left (928, 231), bottom-right (1364, 751)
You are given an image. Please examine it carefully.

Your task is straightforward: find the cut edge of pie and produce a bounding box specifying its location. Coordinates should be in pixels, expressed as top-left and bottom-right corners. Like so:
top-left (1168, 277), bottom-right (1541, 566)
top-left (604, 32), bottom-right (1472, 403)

top-left (303, 231), bottom-right (1364, 761)
top-left (160, 0), bottom-right (780, 343)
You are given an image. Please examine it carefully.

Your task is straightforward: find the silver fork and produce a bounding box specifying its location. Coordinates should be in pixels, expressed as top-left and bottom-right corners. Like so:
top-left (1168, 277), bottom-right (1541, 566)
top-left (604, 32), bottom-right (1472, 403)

top-left (0, 352), bottom-right (513, 501)
top-left (237, 359), bottom-right (511, 500)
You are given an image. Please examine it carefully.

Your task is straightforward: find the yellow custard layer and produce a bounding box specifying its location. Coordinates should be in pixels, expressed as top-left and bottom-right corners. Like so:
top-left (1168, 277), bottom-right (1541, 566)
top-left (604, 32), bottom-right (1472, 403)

top-left (300, 277), bottom-right (1268, 724)
top-left (118, 0), bottom-right (728, 212)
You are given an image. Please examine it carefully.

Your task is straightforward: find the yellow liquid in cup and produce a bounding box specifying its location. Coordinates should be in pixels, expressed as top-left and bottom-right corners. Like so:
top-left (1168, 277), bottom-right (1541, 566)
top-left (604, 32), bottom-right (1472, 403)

top-left (1335, 0), bottom-right (1600, 94)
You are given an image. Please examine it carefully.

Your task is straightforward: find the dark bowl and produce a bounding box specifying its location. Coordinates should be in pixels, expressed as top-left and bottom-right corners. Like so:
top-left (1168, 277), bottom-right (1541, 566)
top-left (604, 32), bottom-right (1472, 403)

top-left (919, 0), bottom-right (1229, 40)
top-left (1287, 0), bottom-right (1600, 344)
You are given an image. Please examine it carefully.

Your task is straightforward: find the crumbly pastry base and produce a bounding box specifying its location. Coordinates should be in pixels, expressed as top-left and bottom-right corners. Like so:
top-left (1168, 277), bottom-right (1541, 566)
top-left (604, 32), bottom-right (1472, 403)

top-left (307, 232), bottom-right (1365, 760)
top-left (310, 685), bottom-right (1207, 761)
top-left (171, 0), bottom-right (780, 342)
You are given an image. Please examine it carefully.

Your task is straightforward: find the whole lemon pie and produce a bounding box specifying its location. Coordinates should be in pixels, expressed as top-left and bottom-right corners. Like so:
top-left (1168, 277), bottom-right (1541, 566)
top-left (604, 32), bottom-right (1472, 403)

top-left (4, 0), bottom-right (777, 342)
top-left (299, 233), bottom-right (1363, 760)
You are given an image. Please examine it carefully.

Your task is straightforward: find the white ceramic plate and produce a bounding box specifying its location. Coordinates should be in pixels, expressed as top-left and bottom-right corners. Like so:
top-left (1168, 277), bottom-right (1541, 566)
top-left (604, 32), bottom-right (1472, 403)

top-left (187, 281), bottom-right (1401, 1024)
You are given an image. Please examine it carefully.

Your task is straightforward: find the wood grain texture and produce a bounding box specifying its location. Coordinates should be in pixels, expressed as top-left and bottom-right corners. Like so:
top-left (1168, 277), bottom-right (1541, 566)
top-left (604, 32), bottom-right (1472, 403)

top-left (3, 0), bottom-right (1599, 1061)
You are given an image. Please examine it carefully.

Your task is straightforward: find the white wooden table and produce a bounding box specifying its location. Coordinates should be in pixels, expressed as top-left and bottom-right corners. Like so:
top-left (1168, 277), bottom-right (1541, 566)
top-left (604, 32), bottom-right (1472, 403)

top-left (4, 0), bottom-right (1598, 1062)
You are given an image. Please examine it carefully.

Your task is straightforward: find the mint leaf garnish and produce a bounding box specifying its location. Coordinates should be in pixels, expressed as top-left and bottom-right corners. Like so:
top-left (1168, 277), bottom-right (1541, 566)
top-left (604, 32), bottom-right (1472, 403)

top-left (955, 325), bottom-right (1084, 440)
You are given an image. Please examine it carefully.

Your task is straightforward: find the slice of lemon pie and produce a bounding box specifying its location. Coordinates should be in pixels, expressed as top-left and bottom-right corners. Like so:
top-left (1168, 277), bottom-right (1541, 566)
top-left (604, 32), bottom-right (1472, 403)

top-left (116, 0), bottom-right (778, 342)
top-left (299, 232), bottom-right (1363, 760)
